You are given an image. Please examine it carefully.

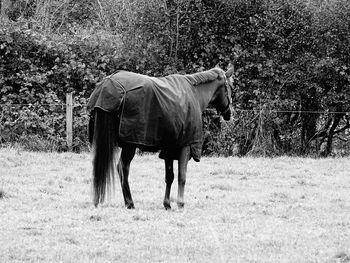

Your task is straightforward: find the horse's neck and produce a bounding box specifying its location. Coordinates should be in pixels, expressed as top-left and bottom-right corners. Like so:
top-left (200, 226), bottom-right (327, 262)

top-left (193, 79), bottom-right (223, 111)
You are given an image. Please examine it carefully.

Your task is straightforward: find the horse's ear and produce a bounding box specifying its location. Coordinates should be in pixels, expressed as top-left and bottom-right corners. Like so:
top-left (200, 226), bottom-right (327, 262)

top-left (225, 63), bottom-right (235, 78)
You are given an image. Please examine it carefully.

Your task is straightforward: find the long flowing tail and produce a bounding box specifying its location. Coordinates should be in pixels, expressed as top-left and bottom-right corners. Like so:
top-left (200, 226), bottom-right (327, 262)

top-left (90, 108), bottom-right (119, 206)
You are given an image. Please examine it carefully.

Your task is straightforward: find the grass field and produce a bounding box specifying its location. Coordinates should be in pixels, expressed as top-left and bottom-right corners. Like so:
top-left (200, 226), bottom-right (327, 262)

top-left (0, 148), bottom-right (349, 262)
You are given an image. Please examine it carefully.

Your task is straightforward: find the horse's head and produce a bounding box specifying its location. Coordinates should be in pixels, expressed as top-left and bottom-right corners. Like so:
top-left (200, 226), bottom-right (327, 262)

top-left (211, 64), bottom-right (235, 121)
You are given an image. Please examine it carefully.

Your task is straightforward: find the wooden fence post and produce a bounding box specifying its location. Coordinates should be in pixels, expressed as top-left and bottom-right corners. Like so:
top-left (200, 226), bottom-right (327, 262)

top-left (66, 93), bottom-right (73, 151)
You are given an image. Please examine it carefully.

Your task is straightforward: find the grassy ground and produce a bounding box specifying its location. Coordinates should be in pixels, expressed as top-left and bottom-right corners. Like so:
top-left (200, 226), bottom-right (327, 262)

top-left (0, 147), bottom-right (349, 262)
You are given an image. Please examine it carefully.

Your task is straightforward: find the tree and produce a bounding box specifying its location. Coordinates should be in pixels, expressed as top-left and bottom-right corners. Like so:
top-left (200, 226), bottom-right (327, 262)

top-left (0, 0), bottom-right (10, 21)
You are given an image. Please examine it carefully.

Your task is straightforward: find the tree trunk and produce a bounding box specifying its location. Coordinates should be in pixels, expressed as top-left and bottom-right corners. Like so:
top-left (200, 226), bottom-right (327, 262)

top-left (300, 114), bottom-right (318, 154)
top-left (321, 114), bottom-right (342, 157)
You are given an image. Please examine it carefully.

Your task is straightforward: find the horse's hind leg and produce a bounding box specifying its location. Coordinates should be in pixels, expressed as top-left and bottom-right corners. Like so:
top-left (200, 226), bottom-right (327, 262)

top-left (163, 159), bottom-right (174, 210)
top-left (177, 146), bottom-right (190, 209)
top-left (118, 146), bottom-right (136, 209)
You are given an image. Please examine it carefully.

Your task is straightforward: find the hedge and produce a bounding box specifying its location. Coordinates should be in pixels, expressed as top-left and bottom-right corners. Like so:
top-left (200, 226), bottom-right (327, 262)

top-left (1, 0), bottom-right (350, 156)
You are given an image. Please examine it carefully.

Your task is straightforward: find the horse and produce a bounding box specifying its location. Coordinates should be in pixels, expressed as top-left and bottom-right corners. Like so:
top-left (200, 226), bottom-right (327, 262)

top-left (87, 65), bottom-right (234, 209)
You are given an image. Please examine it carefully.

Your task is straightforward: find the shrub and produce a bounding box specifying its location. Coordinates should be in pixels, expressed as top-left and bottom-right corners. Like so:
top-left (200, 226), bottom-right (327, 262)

top-left (1, 0), bottom-right (349, 156)
top-left (0, 23), bottom-right (116, 151)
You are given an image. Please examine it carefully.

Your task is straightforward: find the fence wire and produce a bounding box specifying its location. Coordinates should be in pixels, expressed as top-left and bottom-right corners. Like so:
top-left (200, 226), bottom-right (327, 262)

top-left (1, 103), bottom-right (349, 155)
top-left (1, 103), bottom-right (349, 115)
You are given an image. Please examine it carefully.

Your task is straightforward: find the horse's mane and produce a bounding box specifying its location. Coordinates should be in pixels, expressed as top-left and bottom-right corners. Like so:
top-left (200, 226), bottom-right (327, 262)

top-left (185, 68), bottom-right (224, 86)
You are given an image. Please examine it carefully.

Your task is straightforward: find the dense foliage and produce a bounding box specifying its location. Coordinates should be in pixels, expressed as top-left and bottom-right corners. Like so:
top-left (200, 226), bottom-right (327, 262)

top-left (1, 0), bottom-right (349, 155)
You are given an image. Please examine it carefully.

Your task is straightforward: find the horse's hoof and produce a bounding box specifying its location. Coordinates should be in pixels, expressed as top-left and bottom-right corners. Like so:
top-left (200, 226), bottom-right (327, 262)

top-left (177, 202), bottom-right (184, 209)
top-left (163, 202), bottom-right (171, 210)
top-left (126, 203), bottom-right (135, 209)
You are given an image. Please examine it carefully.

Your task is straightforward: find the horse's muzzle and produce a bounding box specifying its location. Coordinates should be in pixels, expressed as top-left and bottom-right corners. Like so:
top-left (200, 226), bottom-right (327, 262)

top-left (220, 104), bottom-right (231, 121)
top-left (222, 110), bottom-right (231, 121)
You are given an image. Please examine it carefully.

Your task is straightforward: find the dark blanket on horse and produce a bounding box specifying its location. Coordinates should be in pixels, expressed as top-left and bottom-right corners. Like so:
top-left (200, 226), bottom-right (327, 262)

top-left (87, 70), bottom-right (203, 161)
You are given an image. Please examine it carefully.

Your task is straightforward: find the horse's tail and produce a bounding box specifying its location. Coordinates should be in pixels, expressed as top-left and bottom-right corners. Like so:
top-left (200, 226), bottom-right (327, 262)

top-left (90, 108), bottom-right (119, 207)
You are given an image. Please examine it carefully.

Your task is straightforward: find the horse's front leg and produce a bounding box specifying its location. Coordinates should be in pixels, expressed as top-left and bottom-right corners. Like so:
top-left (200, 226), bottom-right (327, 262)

top-left (163, 159), bottom-right (174, 210)
top-left (118, 146), bottom-right (136, 209)
top-left (177, 146), bottom-right (190, 209)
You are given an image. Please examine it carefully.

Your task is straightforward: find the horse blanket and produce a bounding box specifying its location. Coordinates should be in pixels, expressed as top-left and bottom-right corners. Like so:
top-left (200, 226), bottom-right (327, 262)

top-left (87, 70), bottom-right (203, 161)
